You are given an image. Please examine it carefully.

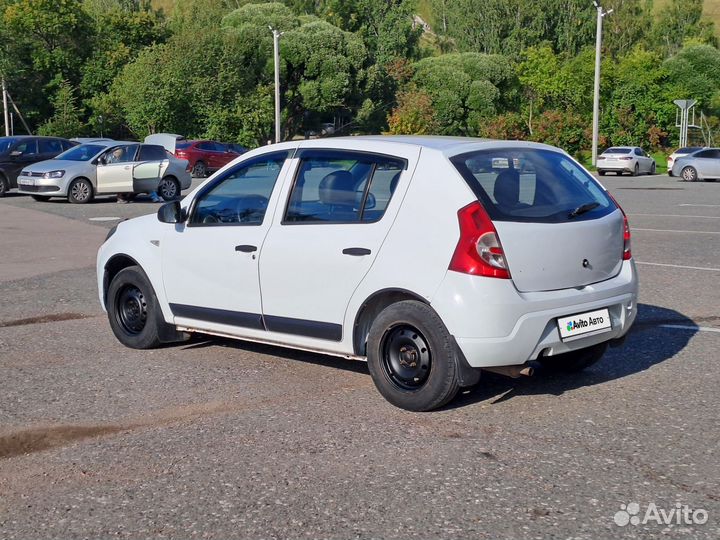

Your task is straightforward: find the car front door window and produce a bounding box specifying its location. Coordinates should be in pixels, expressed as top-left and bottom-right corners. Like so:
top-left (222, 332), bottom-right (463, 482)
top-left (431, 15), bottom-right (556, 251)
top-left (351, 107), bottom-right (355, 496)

top-left (190, 152), bottom-right (290, 226)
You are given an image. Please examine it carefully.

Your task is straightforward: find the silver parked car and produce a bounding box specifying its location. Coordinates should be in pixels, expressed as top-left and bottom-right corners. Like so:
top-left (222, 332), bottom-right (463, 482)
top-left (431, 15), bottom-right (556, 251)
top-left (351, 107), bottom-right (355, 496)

top-left (671, 147), bottom-right (720, 182)
top-left (667, 146), bottom-right (702, 176)
top-left (597, 147), bottom-right (656, 176)
top-left (16, 141), bottom-right (192, 203)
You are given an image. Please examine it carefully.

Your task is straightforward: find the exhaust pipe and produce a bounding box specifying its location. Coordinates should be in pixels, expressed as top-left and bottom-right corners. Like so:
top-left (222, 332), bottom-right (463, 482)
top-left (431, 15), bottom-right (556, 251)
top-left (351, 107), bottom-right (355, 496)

top-left (483, 365), bottom-right (534, 378)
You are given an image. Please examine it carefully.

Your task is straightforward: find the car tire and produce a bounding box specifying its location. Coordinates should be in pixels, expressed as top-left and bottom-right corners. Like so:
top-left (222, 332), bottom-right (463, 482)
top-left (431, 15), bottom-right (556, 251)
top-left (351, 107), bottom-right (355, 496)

top-left (598, 170), bottom-right (606, 176)
top-left (366, 300), bottom-right (460, 411)
top-left (31, 195), bottom-right (50, 202)
top-left (668, 170), bottom-right (674, 177)
top-left (67, 178), bottom-right (94, 204)
top-left (191, 161), bottom-right (207, 178)
top-left (632, 163), bottom-right (640, 176)
top-left (0, 174), bottom-right (8, 197)
top-left (650, 162), bottom-right (656, 175)
top-left (107, 266), bottom-right (164, 349)
top-left (158, 176), bottom-right (180, 201)
top-left (539, 342), bottom-right (608, 373)
top-left (681, 166), bottom-right (698, 182)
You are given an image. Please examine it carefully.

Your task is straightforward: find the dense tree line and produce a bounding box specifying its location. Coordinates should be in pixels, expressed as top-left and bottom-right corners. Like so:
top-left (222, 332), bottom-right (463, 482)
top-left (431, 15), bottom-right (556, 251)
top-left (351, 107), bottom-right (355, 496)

top-left (0, 0), bottom-right (718, 152)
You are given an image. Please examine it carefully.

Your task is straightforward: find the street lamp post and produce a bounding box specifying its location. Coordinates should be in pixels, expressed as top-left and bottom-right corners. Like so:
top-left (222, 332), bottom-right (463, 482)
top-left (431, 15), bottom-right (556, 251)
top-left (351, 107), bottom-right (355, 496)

top-left (269, 26), bottom-right (284, 144)
top-left (591, 1), bottom-right (613, 167)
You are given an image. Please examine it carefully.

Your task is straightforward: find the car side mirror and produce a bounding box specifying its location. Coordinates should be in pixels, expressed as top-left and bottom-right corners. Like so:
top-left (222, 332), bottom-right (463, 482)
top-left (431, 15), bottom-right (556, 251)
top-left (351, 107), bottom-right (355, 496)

top-left (158, 201), bottom-right (186, 224)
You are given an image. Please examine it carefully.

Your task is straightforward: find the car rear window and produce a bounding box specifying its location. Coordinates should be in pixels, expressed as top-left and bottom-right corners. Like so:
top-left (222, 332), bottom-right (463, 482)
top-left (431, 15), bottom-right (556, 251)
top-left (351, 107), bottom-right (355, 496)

top-left (450, 148), bottom-right (615, 223)
top-left (176, 141), bottom-right (191, 150)
top-left (604, 147), bottom-right (631, 154)
top-left (678, 147), bottom-right (702, 153)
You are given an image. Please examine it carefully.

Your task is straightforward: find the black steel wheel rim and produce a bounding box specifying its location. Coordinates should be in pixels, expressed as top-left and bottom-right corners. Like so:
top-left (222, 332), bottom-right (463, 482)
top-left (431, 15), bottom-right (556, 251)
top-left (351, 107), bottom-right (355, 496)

top-left (116, 285), bottom-right (148, 334)
top-left (381, 324), bottom-right (431, 391)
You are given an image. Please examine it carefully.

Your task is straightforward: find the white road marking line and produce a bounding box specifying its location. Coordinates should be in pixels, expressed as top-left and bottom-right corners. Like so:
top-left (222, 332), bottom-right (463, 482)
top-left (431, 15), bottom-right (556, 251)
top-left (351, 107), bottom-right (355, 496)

top-left (88, 217), bottom-right (122, 222)
top-left (679, 204), bottom-right (720, 208)
top-left (636, 261), bottom-right (720, 272)
top-left (630, 213), bottom-right (720, 219)
top-left (659, 324), bottom-right (720, 334)
top-left (633, 228), bottom-right (720, 235)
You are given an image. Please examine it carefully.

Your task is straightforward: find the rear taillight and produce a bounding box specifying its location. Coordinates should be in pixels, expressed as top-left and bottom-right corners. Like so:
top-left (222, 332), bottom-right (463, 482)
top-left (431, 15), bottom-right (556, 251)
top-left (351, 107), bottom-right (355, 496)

top-left (449, 202), bottom-right (510, 279)
top-left (608, 193), bottom-right (632, 260)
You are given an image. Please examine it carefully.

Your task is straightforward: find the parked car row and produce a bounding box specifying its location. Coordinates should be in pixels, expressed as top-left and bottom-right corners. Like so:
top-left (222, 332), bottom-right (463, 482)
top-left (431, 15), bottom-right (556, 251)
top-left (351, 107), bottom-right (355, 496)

top-left (0, 134), bottom-right (249, 201)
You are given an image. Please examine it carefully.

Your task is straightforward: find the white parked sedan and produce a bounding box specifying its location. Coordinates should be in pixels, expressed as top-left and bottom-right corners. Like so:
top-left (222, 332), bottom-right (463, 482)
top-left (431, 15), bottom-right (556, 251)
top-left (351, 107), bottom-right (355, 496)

top-left (16, 141), bottom-right (191, 203)
top-left (97, 136), bottom-right (638, 411)
top-left (597, 146), bottom-right (656, 176)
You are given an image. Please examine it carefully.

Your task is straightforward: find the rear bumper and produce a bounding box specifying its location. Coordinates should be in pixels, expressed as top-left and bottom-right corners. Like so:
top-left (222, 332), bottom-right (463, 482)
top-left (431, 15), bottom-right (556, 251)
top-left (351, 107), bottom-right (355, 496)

top-left (432, 260), bottom-right (638, 368)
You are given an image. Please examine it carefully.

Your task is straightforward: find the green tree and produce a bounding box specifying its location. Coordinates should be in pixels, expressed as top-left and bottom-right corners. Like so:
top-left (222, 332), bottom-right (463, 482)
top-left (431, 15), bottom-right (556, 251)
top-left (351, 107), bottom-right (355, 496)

top-left (38, 80), bottom-right (85, 137)
top-left (386, 88), bottom-right (438, 134)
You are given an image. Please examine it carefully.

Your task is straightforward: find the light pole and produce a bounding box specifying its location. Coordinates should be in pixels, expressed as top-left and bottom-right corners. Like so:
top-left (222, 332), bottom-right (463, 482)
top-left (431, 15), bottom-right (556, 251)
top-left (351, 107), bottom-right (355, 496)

top-left (591, 1), bottom-right (613, 167)
top-left (269, 26), bottom-right (284, 144)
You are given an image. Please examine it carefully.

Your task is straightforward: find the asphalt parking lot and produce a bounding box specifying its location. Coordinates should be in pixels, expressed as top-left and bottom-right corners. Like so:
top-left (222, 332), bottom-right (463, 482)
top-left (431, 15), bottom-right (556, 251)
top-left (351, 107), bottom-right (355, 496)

top-left (0, 173), bottom-right (718, 539)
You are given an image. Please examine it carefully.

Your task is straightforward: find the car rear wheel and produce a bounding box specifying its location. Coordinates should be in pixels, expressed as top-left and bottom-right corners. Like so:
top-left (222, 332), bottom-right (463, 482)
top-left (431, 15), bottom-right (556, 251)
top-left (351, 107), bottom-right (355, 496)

top-left (598, 170), bottom-right (606, 176)
top-left (31, 195), bottom-right (50, 202)
top-left (632, 163), bottom-right (640, 176)
top-left (191, 160), bottom-right (207, 178)
top-left (538, 342), bottom-right (608, 373)
top-left (107, 266), bottom-right (163, 349)
top-left (68, 178), bottom-right (94, 204)
top-left (366, 300), bottom-right (460, 411)
top-left (681, 166), bottom-right (698, 182)
top-left (0, 175), bottom-right (8, 197)
top-left (158, 176), bottom-right (180, 201)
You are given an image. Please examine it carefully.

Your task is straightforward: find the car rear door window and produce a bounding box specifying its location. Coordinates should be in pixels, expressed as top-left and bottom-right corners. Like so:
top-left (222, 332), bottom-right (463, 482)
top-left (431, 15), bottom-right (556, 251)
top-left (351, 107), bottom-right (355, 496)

top-left (284, 150), bottom-right (406, 224)
top-left (189, 151), bottom-right (290, 226)
top-left (137, 145), bottom-right (167, 161)
top-left (451, 148), bottom-right (614, 223)
top-left (39, 139), bottom-right (63, 154)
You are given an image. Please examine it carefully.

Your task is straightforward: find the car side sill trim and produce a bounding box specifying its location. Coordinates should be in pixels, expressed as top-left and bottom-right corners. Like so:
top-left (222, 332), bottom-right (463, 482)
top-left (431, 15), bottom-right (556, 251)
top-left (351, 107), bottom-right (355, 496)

top-left (169, 303), bottom-right (343, 342)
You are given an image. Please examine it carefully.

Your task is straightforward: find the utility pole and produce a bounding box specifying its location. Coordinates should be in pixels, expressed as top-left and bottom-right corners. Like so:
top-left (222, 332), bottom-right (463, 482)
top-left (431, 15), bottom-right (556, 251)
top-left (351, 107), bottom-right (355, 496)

top-left (269, 26), bottom-right (284, 144)
top-left (2, 77), bottom-right (9, 137)
top-left (591, 1), bottom-right (613, 167)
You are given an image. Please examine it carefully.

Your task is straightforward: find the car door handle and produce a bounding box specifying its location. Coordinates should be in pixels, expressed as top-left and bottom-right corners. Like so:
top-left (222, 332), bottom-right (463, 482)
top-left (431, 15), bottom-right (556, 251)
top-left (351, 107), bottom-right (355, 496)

top-left (342, 247), bottom-right (371, 256)
top-left (235, 245), bottom-right (257, 253)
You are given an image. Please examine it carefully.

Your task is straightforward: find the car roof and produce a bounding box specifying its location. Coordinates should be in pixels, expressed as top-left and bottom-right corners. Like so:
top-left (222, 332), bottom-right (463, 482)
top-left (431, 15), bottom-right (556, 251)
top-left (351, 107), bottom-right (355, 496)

top-left (292, 135), bottom-right (564, 158)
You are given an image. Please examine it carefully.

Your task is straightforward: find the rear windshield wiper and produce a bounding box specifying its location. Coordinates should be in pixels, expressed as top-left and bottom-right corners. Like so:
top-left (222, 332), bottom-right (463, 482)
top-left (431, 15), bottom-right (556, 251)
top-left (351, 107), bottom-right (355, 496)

top-left (568, 202), bottom-right (600, 219)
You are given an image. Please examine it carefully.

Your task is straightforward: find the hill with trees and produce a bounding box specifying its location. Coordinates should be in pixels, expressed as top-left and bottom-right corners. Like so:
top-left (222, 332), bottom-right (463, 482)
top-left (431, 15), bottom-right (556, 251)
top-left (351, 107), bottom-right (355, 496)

top-left (0, 0), bottom-right (718, 155)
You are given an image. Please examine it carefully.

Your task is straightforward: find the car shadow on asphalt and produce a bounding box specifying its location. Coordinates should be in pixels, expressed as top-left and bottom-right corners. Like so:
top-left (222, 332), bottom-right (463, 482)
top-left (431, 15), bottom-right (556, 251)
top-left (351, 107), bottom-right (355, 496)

top-left (446, 303), bottom-right (698, 410)
top-left (178, 303), bottom-right (697, 411)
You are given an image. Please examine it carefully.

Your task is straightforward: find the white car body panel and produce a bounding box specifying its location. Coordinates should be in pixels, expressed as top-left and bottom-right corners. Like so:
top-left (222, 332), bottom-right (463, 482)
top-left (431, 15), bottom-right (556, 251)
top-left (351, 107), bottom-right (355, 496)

top-left (97, 136), bottom-right (639, 369)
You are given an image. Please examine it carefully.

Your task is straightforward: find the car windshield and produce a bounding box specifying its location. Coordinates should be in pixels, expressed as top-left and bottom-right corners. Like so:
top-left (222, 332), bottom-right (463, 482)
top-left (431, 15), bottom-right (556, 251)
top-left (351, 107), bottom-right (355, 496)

top-left (0, 137), bottom-right (21, 153)
top-left (604, 147), bottom-right (631, 154)
top-left (451, 148), bottom-right (615, 223)
top-left (55, 144), bottom-right (107, 161)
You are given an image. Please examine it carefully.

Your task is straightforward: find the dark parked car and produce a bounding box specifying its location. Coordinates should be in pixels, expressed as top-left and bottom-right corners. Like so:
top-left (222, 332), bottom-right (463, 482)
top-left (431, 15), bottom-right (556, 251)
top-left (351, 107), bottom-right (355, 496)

top-left (0, 136), bottom-right (76, 196)
top-left (174, 140), bottom-right (245, 178)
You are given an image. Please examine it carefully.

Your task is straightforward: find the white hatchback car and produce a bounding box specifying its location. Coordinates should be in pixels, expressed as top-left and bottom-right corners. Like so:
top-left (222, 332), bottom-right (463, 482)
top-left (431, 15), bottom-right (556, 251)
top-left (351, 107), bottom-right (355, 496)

top-left (97, 137), bottom-right (638, 411)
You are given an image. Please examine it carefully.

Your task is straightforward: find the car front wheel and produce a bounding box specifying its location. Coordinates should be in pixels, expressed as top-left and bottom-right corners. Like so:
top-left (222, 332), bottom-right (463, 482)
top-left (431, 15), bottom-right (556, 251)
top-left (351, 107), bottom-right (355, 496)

top-left (107, 266), bottom-right (163, 349)
top-left (68, 178), bottom-right (94, 204)
top-left (366, 300), bottom-right (460, 411)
